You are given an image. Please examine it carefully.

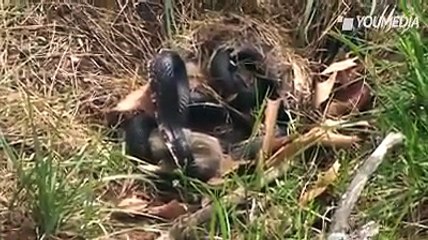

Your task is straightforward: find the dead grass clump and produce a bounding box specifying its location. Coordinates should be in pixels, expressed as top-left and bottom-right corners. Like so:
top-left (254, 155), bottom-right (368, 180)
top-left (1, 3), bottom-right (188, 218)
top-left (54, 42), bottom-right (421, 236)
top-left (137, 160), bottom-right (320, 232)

top-left (168, 13), bottom-right (313, 110)
top-left (0, 2), bottom-right (163, 154)
top-left (176, 0), bottom-right (364, 57)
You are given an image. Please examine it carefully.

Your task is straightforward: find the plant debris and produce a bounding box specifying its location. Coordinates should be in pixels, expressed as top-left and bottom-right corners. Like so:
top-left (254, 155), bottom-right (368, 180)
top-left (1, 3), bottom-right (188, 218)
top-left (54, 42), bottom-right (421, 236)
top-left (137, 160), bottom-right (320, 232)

top-left (299, 160), bottom-right (340, 207)
top-left (0, 1), bottom-right (389, 239)
top-left (0, 2), bottom-right (162, 154)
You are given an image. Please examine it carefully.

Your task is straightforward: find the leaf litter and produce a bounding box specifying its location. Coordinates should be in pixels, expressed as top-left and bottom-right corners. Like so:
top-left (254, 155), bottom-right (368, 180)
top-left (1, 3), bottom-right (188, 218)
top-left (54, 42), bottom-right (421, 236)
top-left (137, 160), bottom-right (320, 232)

top-left (314, 56), bottom-right (374, 118)
top-left (299, 160), bottom-right (341, 207)
top-left (80, 43), bottom-right (376, 240)
top-left (0, 1), bottom-right (381, 239)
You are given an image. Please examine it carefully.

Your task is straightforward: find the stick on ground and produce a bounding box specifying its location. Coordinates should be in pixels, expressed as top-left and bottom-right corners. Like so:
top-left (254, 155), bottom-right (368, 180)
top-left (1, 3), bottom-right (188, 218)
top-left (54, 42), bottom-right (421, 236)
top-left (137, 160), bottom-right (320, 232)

top-left (328, 132), bottom-right (405, 240)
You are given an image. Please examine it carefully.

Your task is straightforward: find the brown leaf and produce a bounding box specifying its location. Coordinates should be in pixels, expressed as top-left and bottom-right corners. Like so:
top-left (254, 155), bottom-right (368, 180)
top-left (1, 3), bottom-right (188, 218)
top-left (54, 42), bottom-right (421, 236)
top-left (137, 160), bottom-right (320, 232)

top-left (105, 83), bottom-right (155, 127)
top-left (186, 61), bottom-right (204, 81)
top-left (336, 81), bottom-right (372, 109)
top-left (111, 196), bottom-right (160, 221)
top-left (6, 92), bottom-right (22, 102)
top-left (113, 84), bottom-right (155, 114)
top-left (266, 123), bottom-right (363, 169)
top-left (209, 154), bottom-right (251, 186)
top-left (322, 119), bottom-right (371, 128)
top-left (328, 81), bottom-right (372, 117)
top-left (266, 129), bottom-right (326, 168)
top-left (299, 160), bottom-right (340, 207)
top-left (336, 67), bottom-right (360, 85)
top-left (116, 196), bottom-right (150, 214)
top-left (70, 55), bottom-right (80, 64)
top-left (326, 100), bottom-right (353, 117)
top-left (320, 132), bottom-right (362, 148)
top-left (313, 72), bottom-right (337, 108)
top-left (214, 135), bottom-right (293, 186)
top-left (147, 200), bottom-right (190, 220)
top-left (321, 57), bottom-right (358, 75)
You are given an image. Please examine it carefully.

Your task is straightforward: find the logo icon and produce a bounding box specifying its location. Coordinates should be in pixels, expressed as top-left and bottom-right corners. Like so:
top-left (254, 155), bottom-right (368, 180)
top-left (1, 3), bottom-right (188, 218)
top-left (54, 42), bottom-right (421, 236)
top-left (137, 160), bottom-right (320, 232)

top-left (338, 16), bottom-right (355, 31)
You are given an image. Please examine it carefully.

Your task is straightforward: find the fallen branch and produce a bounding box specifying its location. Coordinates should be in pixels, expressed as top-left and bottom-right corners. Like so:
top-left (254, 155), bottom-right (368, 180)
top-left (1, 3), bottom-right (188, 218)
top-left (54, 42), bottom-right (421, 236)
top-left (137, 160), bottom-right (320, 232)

top-left (351, 221), bottom-right (380, 240)
top-left (327, 132), bottom-right (405, 240)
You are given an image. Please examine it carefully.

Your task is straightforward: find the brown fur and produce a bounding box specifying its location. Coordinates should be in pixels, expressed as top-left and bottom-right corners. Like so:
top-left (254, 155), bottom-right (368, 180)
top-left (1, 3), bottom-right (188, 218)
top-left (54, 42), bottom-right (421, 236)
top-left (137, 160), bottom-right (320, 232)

top-left (148, 129), bottom-right (222, 181)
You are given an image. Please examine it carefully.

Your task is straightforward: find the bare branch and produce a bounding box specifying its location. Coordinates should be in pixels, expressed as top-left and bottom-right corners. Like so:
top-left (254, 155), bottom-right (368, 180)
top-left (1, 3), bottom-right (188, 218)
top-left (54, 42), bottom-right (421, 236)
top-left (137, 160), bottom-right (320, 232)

top-left (328, 132), bottom-right (405, 239)
top-left (258, 99), bottom-right (281, 169)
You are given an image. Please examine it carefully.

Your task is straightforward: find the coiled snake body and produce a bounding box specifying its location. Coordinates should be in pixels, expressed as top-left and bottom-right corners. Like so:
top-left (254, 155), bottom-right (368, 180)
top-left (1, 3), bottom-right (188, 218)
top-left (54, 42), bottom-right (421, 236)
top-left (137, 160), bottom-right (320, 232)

top-left (147, 49), bottom-right (197, 176)
top-left (121, 46), bottom-right (292, 182)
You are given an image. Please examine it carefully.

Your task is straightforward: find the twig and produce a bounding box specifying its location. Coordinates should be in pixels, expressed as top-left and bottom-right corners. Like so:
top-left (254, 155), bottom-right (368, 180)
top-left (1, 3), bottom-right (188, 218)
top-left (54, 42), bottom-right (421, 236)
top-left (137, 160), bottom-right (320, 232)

top-left (257, 99), bottom-right (280, 173)
top-left (328, 132), bottom-right (405, 240)
top-left (351, 221), bottom-right (380, 240)
top-left (261, 99), bottom-right (281, 156)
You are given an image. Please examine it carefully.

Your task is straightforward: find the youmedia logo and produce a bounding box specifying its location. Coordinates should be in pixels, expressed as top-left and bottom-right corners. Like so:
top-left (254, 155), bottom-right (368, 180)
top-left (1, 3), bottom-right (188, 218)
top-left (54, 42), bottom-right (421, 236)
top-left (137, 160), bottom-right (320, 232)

top-left (338, 6), bottom-right (420, 31)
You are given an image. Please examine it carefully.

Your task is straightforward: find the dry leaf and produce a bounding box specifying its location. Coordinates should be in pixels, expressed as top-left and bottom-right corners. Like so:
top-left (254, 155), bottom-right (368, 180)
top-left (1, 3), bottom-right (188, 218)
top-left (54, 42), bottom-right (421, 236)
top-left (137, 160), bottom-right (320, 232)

top-left (147, 200), bottom-right (190, 220)
top-left (105, 83), bottom-right (155, 127)
top-left (209, 154), bottom-right (251, 186)
top-left (111, 196), bottom-right (155, 220)
top-left (313, 72), bottom-right (337, 108)
top-left (266, 124), bottom-right (362, 170)
top-left (266, 129), bottom-right (325, 168)
top-left (6, 92), bottom-right (21, 102)
top-left (215, 135), bottom-right (293, 186)
top-left (340, 120), bottom-right (372, 129)
top-left (70, 55), bottom-right (80, 64)
top-left (137, 163), bottom-right (167, 174)
top-left (326, 100), bottom-right (353, 117)
top-left (320, 132), bottom-right (361, 148)
top-left (186, 61), bottom-right (204, 80)
top-left (327, 81), bottom-right (372, 117)
top-left (112, 84), bottom-right (155, 114)
top-left (336, 67), bottom-right (360, 85)
top-left (299, 160), bottom-right (341, 206)
top-left (207, 177), bottom-right (226, 186)
top-left (321, 57), bottom-right (358, 75)
top-left (117, 196), bottom-right (149, 212)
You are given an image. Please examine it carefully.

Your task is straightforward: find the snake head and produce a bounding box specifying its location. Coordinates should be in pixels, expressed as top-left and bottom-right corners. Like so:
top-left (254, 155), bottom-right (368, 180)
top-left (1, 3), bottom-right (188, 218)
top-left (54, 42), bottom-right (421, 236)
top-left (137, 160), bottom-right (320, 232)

top-left (208, 47), bottom-right (245, 99)
top-left (231, 44), bottom-right (264, 70)
top-left (148, 49), bottom-right (190, 128)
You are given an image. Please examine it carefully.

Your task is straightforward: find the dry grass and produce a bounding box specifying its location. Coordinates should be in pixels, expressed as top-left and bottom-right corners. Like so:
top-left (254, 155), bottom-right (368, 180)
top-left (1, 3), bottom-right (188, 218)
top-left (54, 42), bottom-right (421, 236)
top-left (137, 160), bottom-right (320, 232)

top-left (0, 2), bottom-right (166, 238)
top-left (166, 12), bottom-right (314, 121)
top-left (0, 2), bottom-right (163, 155)
top-left (0, 0), bottom-right (400, 239)
top-left (0, 0), bottom-right (347, 155)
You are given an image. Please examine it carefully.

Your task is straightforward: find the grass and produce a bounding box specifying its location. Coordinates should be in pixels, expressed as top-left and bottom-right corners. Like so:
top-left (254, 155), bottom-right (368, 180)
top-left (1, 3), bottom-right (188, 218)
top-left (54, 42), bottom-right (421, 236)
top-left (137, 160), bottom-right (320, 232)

top-left (352, 3), bottom-right (428, 238)
top-left (0, 1), bottom-right (427, 239)
top-left (368, 20), bottom-right (428, 240)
